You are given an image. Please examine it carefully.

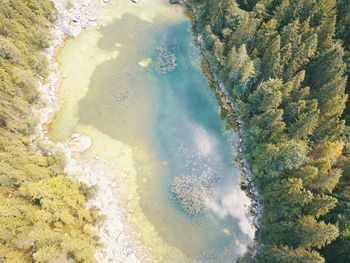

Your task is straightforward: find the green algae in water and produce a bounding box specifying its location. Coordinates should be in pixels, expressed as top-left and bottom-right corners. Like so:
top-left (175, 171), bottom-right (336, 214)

top-left (78, 14), bottom-right (253, 262)
top-left (51, 4), bottom-right (254, 262)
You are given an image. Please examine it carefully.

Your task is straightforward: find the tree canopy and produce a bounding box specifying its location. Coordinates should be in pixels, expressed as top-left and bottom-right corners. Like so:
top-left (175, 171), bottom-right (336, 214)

top-left (192, 0), bottom-right (350, 262)
top-left (0, 1), bottom-right (99, 262)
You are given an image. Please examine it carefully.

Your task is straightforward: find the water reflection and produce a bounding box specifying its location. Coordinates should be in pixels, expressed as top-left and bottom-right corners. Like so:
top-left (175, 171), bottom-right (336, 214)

top-left (77, 13), bottom-right (253, 263)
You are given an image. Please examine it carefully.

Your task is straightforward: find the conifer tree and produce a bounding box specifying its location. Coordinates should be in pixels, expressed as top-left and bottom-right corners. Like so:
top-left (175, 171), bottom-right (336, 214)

top-left (263, 246), bottom-right (325, 263)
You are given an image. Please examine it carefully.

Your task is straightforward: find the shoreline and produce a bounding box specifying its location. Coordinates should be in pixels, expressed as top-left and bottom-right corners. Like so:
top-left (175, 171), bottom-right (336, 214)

top-left (32, 0), bottom-right (259, 262)
top-left (33, 1), bottom-right (149, 262)
top-left (179, 0), bottom-right (262, 235)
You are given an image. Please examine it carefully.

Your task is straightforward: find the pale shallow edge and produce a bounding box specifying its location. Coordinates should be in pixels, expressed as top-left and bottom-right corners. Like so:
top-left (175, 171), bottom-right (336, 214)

top-left (31, 0), bottom-right (149, 262)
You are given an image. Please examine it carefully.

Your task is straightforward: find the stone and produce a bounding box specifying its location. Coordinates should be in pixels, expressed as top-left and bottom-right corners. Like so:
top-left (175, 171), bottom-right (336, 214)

top-left (62, 24), bottom-right (82, 38)
top-left (88, 15), bottom-right (97, 22)
top-left (71, 133), bottom-right (80, 139)
top-left (68, 134), bottom-right (92, 152)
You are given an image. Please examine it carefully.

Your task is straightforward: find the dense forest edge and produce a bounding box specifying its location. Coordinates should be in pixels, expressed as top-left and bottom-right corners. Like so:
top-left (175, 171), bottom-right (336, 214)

top-left (185, 0), bottom-right (350, 262)
top-left (1, 0), bottom-right (350, 263)
top-left (0, 1), bottom-right (99, 262)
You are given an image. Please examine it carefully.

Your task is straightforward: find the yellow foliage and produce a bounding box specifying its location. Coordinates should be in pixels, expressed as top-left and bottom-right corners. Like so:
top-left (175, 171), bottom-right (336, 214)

top-left (0, 1), bottom-right (99, 262)
top-left (313, 141), bottom-right (344, 163)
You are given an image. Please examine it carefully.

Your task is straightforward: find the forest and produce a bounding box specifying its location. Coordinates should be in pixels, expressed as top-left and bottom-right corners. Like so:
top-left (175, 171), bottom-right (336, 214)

top-left (190, 0), bottom-right (350, 262)
top-left (1, 0), bottom-right (350, 262)
top-left (0, 1), bottom-right (98, 262)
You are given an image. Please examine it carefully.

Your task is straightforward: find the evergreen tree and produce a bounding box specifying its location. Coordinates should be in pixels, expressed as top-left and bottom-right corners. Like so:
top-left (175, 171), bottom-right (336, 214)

top-left (0, 1), bottom-right (99, 262)
top-left (262, 245), bottom-right (325, 263)
top-left (194, 0), bottom-right (348, 261)
top-left (263, 178), bottom-right (313, 221)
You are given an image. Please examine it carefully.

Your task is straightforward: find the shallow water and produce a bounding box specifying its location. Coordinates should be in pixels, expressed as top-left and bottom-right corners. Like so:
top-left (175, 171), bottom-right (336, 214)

top-left (50, 1), bottom-right (253, 262)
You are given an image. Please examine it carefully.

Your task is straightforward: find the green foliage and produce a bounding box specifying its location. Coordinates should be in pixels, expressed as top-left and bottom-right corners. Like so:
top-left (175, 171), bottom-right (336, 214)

top-left (252, 140), bottom-right (308, 172)
top-left (263, 178), bottom-right (313, 221)
top-left (194, 0), bottom-right (349, 261)
top-left (0, 1), bottom-right (98, 262)
top-left (247, 79), bottom-right (283, 114)
top-left (262, 246), bottom-right (325, 263)
top-left (304, 194), bottom-right (337, 218)
top-left (226, 44), bottom-right (255, 85)
top-left (264, 216), bottom-right (338, 249)
top-left (321, 195), bottom-right (350, 262)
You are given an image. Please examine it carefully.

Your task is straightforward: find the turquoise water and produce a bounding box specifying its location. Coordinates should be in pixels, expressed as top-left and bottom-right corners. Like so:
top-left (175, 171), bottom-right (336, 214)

top-left (74, 12), bottom-right (253, 263)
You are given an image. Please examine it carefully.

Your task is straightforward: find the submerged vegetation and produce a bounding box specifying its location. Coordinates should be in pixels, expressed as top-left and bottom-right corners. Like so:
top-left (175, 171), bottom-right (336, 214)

top-left (187, 0), bottom-right (350, 262)
top-left (154, 46), bottom-right (177, 74)
top-left (1, 0), bottom-right (350, 262)
top-left (154, 36), bottom-right (178, 74)
top-left (0, 1), bottom-right (98, 262)
top-left (170, 173), bottom-right (216, 216)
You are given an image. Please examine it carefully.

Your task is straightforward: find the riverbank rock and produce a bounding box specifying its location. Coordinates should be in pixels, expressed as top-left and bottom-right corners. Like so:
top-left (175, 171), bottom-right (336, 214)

top-left (68, 133), bottom-right (92, 152)
top-left (37, 0), bottom-right (149, 262)
top-left (53, 0), bottom-right (103, 38)
top-left (88, 15), bottom-right (97, 22)
top-left (62, 24), bottom-right (82, 38)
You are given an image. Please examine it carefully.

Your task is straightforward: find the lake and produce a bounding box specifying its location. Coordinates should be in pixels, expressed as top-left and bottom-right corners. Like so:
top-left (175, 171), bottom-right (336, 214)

top-left (50, 1), bottom-right (254, 262)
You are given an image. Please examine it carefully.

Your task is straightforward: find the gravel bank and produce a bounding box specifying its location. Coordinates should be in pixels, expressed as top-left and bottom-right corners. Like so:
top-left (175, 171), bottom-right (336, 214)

top-left (33, 1), bottom-right (149, 262)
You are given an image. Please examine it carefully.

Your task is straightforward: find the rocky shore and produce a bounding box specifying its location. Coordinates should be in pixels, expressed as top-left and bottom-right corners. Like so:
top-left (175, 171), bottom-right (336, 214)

top-left (33, 1), bottom-right (148, 262)
top-left (180, 0), bottom-right (262, 232)
top-left (32, 0), bottom-right (258, 261)
top-left (54, 0), bottom-right (103, 37)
